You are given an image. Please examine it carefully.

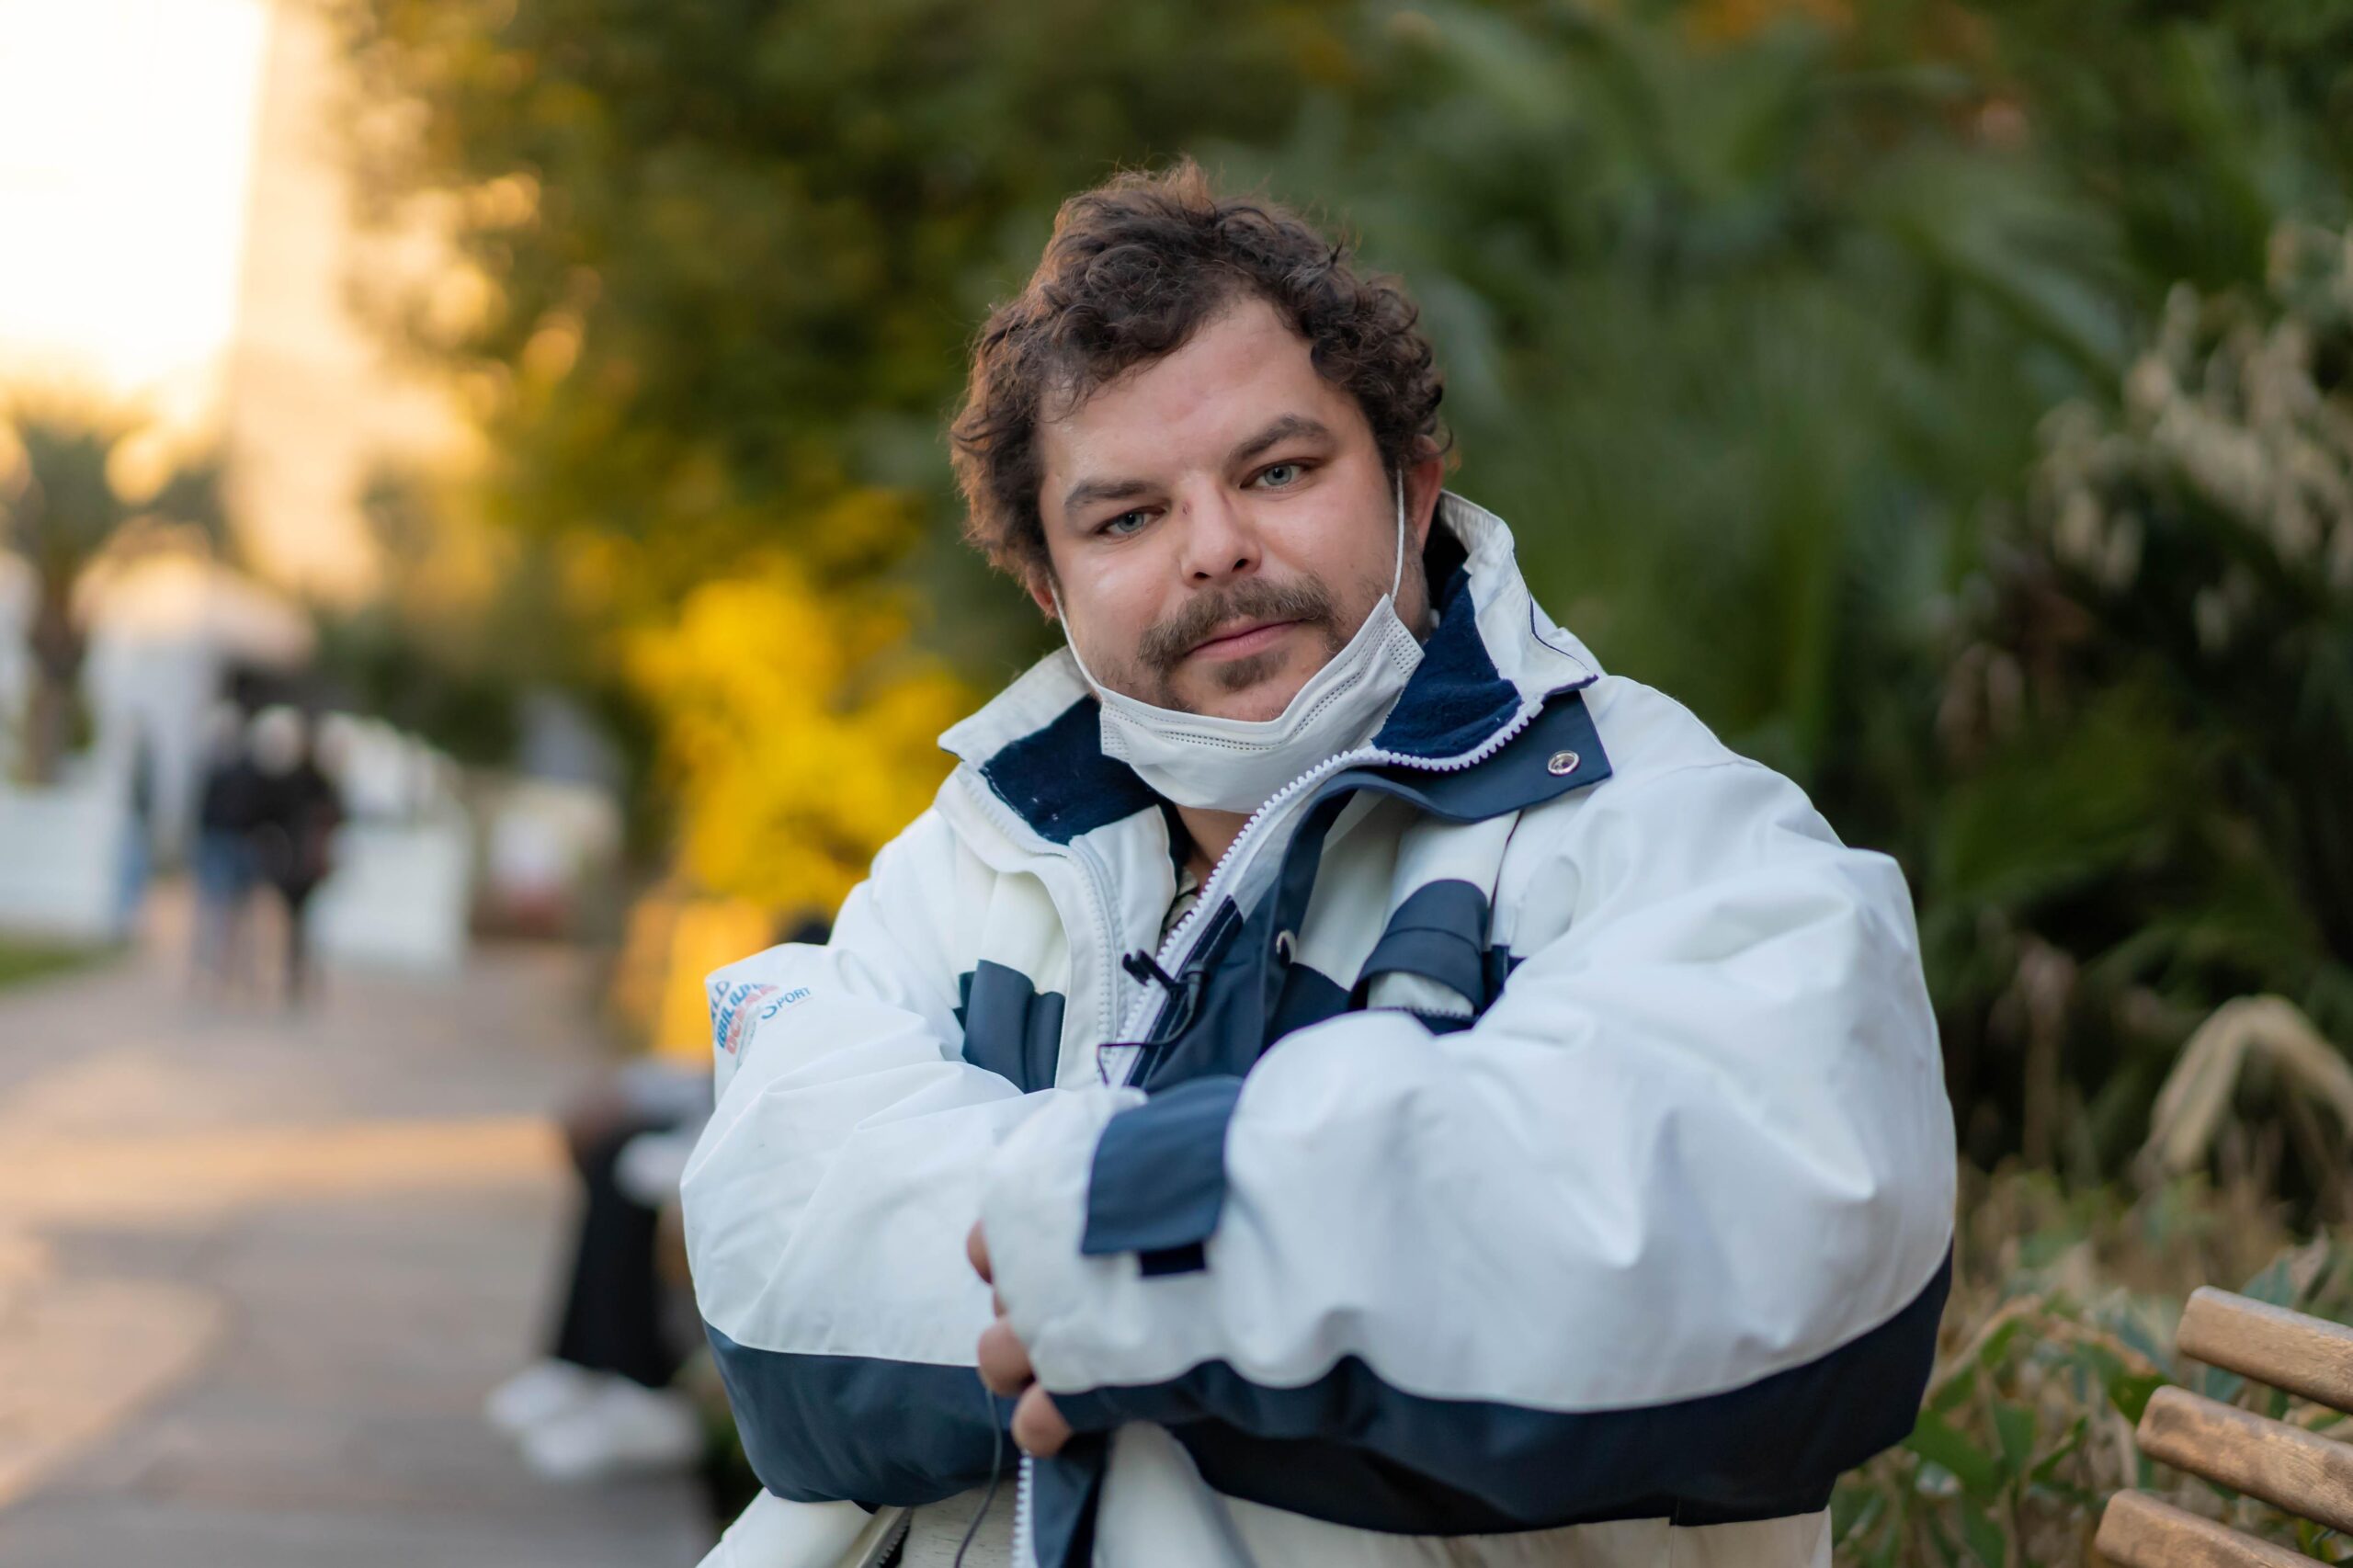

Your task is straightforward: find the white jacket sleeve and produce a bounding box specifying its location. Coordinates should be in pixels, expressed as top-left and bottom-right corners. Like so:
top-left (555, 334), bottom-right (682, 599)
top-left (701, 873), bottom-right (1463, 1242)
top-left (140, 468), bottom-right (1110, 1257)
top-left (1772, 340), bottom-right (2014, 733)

top-left (682, 809), bottom-right (1055, 1506)
top-left (978, 759), bottom-right (1956, 1519)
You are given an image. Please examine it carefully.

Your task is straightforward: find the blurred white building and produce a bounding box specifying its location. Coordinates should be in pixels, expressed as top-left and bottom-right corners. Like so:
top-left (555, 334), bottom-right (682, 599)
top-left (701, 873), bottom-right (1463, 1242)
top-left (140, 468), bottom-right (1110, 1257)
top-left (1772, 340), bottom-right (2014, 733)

top-left (222, 0), bottom-right (468, 597)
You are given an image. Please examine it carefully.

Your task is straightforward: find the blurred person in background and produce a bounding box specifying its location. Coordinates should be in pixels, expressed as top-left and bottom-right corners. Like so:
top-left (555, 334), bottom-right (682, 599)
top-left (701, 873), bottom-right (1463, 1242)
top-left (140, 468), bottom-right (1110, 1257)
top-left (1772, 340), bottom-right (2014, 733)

top-left (117, 730), bottom-right (158, 936)
top-left (247, 705), bottom-right (344, 1008)
top-left (683, 165), bottom-right (1957, 1568)
top-left (190, 702), bottom-right (260, 997)
top-left (484, 1061), bottom-right (710, 1483)
top-left (486, 912), bottom-right (835, 1485)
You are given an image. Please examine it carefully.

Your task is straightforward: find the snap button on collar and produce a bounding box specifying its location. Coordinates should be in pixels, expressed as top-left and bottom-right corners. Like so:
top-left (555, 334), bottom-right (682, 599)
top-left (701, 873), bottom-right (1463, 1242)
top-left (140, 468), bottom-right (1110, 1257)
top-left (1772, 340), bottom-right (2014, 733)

top-left (1547, 749), bottom-right (1581, 777)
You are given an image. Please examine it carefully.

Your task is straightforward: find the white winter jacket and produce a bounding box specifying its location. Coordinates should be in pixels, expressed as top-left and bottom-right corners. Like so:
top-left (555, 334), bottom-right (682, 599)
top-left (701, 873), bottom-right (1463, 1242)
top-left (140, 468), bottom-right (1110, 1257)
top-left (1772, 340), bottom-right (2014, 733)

top-left (682, 494), bottom-right (1958, 1568)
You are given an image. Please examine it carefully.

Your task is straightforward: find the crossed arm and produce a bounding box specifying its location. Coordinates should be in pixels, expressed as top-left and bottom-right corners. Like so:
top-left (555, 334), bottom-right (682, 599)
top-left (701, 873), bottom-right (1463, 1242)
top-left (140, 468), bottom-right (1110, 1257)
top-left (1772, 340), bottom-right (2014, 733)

top-left (971, 760), bottom-right (1955, 1494)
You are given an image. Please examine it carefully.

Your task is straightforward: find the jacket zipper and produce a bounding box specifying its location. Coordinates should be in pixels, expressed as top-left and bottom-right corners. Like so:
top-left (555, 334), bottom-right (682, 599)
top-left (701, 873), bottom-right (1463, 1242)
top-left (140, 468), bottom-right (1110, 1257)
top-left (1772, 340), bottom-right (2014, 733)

top-left (1011, 1448), bottom-right (1037, 1568)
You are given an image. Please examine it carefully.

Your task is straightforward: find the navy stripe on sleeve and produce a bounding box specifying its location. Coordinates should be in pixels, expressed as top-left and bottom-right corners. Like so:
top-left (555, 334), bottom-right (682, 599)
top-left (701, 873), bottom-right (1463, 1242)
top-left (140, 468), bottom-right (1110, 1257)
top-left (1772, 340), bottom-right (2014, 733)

top-left (1080, 1074), bottom-right (1245, 1257)
top-left (704, 1327), bottom-right (1009, 1506)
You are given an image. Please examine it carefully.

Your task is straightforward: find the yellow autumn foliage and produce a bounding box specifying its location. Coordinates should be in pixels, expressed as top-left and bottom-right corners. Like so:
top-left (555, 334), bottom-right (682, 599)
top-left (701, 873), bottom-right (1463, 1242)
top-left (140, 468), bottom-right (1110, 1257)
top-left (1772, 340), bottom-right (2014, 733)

top-left (627, 554), bottom-right (972, 918)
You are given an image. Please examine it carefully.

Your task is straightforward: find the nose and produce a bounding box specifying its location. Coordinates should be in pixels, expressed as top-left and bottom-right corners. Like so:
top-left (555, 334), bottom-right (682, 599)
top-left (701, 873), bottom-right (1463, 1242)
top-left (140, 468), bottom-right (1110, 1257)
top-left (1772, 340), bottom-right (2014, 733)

top-left (1173, 483), bottom-right (1258, 585)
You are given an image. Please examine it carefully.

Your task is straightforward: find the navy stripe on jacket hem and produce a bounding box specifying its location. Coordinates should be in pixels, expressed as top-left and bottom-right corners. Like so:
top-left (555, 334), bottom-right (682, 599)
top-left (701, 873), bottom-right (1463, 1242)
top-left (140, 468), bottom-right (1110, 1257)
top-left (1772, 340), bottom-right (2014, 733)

top-left (1048, 1248), bottom-right (1951, 1535)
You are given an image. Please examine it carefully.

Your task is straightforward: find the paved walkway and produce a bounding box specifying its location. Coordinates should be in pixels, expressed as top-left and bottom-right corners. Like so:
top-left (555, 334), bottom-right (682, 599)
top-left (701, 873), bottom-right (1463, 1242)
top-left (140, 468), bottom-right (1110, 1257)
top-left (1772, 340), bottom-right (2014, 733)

top-left (0, 895), bottom-right (710, 1566)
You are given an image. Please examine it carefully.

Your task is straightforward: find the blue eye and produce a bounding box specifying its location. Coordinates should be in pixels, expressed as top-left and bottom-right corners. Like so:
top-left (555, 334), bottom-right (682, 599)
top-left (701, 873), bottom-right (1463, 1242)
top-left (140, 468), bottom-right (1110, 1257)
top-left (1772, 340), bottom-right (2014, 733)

top-left (1100, 508), bottom-right (1152, 537)
top-left (1258, 462), bottom-right (1303, 488)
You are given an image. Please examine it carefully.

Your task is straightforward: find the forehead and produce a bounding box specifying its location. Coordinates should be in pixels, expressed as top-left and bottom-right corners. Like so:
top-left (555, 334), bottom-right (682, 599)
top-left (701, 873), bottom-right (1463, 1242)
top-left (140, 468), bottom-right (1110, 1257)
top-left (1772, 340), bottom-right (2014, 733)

top-left (1039, 295), bottom-right (1363, 483)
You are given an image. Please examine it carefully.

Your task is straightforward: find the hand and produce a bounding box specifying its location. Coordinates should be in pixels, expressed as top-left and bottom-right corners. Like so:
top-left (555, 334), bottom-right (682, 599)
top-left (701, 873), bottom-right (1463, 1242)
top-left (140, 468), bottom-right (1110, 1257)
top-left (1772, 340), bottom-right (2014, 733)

top-left (967, 1221), bottom-right (1074, 1457)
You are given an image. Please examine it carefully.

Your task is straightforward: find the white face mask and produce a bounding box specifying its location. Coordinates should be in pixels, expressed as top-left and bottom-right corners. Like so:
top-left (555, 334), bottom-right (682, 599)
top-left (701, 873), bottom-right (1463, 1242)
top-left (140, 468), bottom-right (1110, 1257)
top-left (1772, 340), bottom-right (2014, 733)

top-left (1055, 476), bottom-right (1426, 813)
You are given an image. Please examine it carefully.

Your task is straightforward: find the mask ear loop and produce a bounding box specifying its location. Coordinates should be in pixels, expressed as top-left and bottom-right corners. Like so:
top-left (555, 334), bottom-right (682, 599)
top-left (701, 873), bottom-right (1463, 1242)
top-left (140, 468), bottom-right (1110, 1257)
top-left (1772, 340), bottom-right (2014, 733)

top-left (1391, 472), bottom-right (1408, 600)
top-left (1048, 579), bottom-right (1109, 695)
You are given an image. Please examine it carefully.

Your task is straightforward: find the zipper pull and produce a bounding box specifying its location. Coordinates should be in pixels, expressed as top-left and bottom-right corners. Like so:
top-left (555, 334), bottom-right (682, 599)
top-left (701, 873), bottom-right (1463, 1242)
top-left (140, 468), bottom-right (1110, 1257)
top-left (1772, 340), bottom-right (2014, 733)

top-left (1120, 949), bottom-right (1182, 994)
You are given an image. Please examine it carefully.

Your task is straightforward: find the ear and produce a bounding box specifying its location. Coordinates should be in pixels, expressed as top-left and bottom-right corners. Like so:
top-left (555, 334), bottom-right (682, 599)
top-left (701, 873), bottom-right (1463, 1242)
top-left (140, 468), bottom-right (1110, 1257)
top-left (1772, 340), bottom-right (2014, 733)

top-left (1023, 562), bottom-right (1059, 622)
top-left (1405, 447), bottom-right (1445, 551)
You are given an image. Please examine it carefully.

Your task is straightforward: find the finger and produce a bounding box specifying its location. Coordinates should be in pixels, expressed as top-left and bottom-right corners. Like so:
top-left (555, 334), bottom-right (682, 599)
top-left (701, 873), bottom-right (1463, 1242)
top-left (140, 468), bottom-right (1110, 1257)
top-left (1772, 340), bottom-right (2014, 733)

top-left (1012, 1386), bottom-right (1072, 1457)
top-left (966, 1221), bottom-right (993, 1285)
top-left (975, 1317), bottom-right (1033, 1397)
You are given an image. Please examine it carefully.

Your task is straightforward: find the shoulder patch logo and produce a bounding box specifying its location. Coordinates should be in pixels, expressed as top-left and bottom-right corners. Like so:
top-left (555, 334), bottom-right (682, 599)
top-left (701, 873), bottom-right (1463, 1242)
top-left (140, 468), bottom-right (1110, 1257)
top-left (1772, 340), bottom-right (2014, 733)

top-left (710, 980), bottom-right (814, 1056)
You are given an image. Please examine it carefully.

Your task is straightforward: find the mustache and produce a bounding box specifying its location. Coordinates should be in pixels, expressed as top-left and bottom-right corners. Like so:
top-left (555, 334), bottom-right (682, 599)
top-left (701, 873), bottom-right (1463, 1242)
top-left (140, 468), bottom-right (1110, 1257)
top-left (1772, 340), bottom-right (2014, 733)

top-left (1136, 577), bottom-right (1338, 672)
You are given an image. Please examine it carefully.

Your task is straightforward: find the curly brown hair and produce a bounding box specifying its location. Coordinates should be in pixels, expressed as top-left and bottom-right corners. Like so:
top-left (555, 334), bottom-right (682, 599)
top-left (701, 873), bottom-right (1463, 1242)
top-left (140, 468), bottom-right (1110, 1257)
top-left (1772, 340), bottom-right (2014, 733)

top-left (949, 160), bottom-right (1448, 579)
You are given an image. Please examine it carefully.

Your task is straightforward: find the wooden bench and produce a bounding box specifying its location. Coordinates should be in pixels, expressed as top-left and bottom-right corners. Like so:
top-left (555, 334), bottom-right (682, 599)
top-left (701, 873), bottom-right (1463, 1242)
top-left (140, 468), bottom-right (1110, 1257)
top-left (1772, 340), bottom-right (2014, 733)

top-left (2095, 1288), bottom-right (2353, 1565)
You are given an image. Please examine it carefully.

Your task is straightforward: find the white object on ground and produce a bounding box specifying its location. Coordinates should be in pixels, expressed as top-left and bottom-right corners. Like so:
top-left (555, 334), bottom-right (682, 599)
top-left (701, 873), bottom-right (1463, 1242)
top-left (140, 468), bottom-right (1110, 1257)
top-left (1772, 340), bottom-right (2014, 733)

top-left (696, 1492), bottom-right (895, 1568)
top-left (519, 1376), bottom-right (701, 1483)
top-left (305, 813), bottom-right (472, 972)
top-left (483, 1357), bottom-right (605, 1437)
top-left (0, 778), bottom-right (128, 941)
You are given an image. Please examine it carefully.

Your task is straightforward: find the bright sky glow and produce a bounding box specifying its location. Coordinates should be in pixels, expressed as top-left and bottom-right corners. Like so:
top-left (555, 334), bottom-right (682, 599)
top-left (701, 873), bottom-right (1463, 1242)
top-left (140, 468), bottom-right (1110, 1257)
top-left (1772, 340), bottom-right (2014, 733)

top-left (0, 0), bottom-right (271, 418)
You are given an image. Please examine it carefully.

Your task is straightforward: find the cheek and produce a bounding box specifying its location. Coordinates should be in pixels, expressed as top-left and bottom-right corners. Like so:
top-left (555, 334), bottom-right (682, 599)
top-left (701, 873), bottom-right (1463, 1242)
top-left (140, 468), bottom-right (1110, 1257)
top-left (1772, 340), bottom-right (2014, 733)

top-left (1275, 491), bottom-right (1377, 577)
top-left (1066, 559), bottom-right (1168, 663)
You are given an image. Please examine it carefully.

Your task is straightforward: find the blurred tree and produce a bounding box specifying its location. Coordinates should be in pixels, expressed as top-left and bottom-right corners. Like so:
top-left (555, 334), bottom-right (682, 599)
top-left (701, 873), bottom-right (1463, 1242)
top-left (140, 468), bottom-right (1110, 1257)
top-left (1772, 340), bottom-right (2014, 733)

top-left (335, 0), bottom-right (1359, 626)
top-left (0, 404), bottom-right (223, 784)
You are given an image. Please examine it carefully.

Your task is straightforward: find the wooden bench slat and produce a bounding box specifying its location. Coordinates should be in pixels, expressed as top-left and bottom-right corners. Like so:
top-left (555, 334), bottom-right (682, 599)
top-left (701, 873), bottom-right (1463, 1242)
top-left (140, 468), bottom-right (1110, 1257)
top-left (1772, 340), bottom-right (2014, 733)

top-left (2179, 1290), bottom-right (2353, 1419)
top-left (2096, 1491), bottom-right (2325, 1568)
top-left (2138, 1386), bottom-right (2353, 1537)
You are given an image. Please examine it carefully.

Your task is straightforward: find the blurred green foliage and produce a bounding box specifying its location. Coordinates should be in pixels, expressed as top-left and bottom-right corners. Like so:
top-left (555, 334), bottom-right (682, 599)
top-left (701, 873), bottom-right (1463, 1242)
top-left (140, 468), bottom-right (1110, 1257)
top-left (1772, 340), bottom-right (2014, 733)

top-left (334, 0), bottom-right (2353, 1176)
top-left (0, 937), bottom-right (108, 991)
top-left (1930, 230), bottom-right (2353, 1181)
top-left (1977, 0), bottom-right (2353, 293)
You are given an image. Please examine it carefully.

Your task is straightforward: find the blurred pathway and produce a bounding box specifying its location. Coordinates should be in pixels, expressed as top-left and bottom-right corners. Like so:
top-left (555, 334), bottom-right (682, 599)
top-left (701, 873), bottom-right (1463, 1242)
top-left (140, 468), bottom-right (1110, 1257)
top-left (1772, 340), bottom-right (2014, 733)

top-left (0, 891), bottom-right (710, 1567)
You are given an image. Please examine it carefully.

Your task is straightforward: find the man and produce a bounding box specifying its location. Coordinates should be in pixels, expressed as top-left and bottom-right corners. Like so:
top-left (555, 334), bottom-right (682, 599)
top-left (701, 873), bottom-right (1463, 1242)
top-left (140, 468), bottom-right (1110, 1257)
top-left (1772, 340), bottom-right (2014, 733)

top-left (683, 163), bottom-right (1956, 1568)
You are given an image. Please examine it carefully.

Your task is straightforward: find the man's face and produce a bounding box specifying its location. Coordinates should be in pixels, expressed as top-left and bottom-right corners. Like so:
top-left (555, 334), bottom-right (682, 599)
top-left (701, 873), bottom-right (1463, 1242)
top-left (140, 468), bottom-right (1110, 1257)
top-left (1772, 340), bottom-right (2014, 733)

top-left (1029, 294), bottom-right (1440, 722)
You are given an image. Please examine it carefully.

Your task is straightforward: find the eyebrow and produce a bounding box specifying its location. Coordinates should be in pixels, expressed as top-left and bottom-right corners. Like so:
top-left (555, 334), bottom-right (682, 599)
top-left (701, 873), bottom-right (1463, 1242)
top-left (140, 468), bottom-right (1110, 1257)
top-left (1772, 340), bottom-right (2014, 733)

top-left (1227, 414), bottom-right (1333, 469)
top-left (1060, 474), bottom-right (1155, 519)
top-left (1058, 414), bottom-right (1336, 521)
